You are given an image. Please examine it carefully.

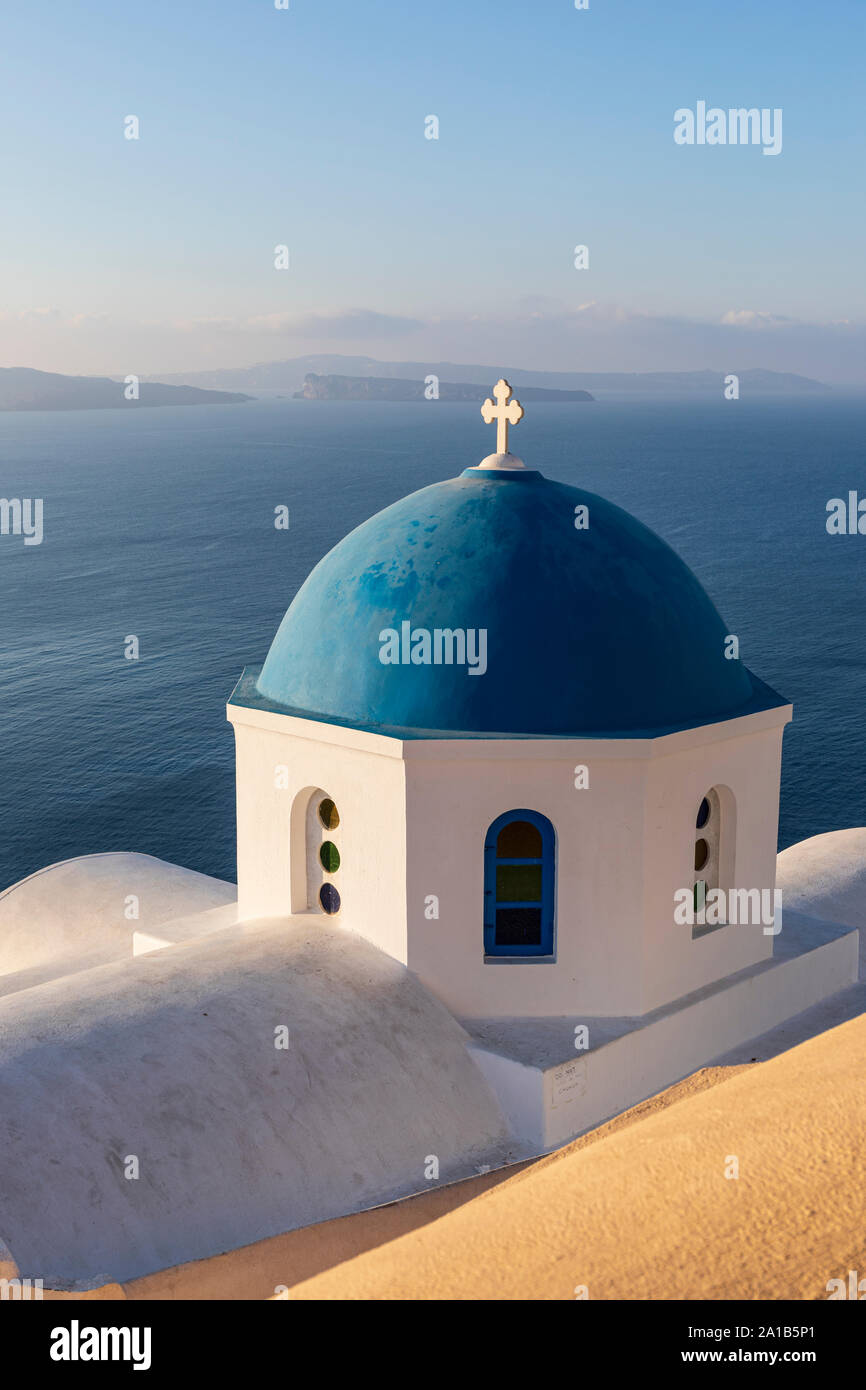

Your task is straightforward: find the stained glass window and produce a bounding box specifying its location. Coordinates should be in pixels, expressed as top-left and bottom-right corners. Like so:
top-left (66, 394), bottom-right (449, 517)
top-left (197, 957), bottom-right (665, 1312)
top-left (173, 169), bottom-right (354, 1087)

top-left (484, 809), bottom-right (555, 959)
top-left (691, 789), bottom-right (728, 939)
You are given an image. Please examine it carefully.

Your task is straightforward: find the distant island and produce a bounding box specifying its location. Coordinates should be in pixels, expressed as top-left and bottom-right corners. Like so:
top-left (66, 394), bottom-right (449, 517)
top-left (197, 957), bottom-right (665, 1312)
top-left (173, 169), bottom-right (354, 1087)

top-left (6, 361), bottom-right (833, 411)
top-left (0, 368), bottom-right (253, 412)
top-left (154, 355), bottom-right (832, 398)
top-left (293, 373), bottom-right (594, 403)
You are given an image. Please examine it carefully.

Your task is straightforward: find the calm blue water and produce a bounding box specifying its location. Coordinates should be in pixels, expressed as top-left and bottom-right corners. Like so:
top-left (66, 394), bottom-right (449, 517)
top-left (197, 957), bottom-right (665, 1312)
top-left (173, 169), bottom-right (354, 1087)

top-left (1, 395), bottom-right (864, 891)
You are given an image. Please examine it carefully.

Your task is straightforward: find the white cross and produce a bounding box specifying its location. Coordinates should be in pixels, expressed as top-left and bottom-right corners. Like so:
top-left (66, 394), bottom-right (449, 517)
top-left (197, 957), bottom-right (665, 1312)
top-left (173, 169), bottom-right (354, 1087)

top-left (481, 378), bottom-right (524, 455)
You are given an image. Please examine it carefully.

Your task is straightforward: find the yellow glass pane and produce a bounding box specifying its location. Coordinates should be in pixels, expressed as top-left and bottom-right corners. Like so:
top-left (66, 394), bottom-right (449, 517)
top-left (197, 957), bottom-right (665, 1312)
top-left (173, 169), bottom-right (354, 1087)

top-left (496, 864), bottom-right (542, 902)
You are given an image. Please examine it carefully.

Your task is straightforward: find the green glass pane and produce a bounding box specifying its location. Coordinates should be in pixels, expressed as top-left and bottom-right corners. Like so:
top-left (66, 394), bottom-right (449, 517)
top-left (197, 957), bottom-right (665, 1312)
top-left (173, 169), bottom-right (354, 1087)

top-left (496, 819), bottom-right (542, 858)
top-left (496, 864), bottom-right (542, 902)
top-left (320, 841), bottom-right (341, 874)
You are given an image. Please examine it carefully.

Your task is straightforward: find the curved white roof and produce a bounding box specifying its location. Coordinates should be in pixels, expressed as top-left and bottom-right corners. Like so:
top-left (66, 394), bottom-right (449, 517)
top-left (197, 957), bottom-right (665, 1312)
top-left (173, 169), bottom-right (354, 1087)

top-left (0, 852), bottom-right (235, 985)
top-left (0, 856), bottom-right (512, 1285)
top-left (777, 828), bottom-right (866, 939)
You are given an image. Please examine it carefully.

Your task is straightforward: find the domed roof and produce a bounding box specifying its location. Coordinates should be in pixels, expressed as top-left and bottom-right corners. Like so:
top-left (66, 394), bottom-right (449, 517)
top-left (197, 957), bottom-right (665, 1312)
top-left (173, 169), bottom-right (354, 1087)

top-left (255, 462), bottom-right (780, 739)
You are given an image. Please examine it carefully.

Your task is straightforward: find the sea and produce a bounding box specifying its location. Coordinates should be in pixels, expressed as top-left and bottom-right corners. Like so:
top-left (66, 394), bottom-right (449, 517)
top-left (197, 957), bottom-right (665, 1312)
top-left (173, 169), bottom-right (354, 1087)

top-left (1, 393), bottom-right (864, 891)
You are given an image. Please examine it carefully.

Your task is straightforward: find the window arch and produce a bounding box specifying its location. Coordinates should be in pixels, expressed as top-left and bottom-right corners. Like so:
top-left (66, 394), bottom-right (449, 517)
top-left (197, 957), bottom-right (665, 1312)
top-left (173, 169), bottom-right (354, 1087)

top-left (484, 809), bottom-right (555, 959)
top-left (692, 786), bottom-right (734, 938)
top-left (290, 786), bottom-right (342, 915)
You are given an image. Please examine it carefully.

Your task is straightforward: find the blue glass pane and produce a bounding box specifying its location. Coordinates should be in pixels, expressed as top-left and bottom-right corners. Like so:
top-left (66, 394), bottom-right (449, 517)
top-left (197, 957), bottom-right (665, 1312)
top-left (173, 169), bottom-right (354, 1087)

top-left (495, 907), bottom-right (542, 946)
top-left (319, 883), bottom-right (341, 915)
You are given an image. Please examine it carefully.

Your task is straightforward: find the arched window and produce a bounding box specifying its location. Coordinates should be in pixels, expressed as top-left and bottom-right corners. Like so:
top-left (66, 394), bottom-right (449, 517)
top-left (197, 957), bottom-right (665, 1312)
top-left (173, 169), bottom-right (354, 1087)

top-left (290, 786), bottom-right (342, 915)
top-left (484, 809), bottom-right (555, 959)
top-left (692, 787), bottom-right (732, 938)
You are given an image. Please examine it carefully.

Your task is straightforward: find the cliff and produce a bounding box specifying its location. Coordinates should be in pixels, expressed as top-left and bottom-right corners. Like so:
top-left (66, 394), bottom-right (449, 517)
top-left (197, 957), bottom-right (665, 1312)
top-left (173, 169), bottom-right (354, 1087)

top-left (0, 368), bottom-right (253, 412)
top-left (293, 373), bottom-right (594, 402)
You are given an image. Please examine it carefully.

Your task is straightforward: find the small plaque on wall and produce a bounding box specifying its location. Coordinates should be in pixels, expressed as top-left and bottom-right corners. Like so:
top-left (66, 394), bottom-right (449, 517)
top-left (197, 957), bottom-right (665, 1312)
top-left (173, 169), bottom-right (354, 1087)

top-left (550, 1057), bottom-right (588, 1108)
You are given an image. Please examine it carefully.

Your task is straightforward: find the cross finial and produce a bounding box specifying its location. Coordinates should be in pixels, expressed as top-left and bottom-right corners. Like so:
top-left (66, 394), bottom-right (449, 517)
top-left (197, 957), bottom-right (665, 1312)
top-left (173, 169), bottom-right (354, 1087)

top-left (481, 379), bottom-right (524, 456)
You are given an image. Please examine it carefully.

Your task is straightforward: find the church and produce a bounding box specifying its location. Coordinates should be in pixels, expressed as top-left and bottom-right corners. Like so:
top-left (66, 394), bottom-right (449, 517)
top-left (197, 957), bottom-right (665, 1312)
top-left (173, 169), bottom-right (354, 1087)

top-left (0, 383), bottom-right (858, 1292)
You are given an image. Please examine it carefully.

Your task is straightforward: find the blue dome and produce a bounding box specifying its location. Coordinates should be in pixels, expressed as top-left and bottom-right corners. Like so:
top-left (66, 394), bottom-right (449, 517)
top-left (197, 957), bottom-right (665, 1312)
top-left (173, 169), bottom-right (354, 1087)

top-left (255, 466), bottom-right (778, 738)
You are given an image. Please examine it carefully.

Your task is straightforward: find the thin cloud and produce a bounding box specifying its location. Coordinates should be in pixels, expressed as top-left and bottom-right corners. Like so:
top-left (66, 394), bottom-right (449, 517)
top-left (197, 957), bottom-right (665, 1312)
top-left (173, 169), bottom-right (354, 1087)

top-left (721, 310), bottom-right (794, 329)
top-left (182, 309), bottom-right (424, 339)
top-left (1, 302), bottom-right (864, 385)
top-left (0, 307), bottom-right (62, 322)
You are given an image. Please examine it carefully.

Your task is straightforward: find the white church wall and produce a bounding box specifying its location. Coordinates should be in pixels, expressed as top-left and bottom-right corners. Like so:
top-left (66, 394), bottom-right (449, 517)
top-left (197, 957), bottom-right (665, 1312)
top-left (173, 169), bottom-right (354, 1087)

top-left (402, 708), bottom-right (791, 1021)
top-left (403, 739), bottom-right (648, 1018)
top-left (640, 713), bottom-right (789, 1012)
top-left (230, 702), bottom-right (791, 1024)
top-left (229, 706), bottom-right (409, 962)
top-left (539, 920), bottom-right (856, 1151)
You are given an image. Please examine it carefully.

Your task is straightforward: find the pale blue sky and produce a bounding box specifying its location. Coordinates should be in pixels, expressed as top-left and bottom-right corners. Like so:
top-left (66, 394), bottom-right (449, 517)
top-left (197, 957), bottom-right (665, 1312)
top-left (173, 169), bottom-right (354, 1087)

top-left (2, 0), bottom-right (864, 380)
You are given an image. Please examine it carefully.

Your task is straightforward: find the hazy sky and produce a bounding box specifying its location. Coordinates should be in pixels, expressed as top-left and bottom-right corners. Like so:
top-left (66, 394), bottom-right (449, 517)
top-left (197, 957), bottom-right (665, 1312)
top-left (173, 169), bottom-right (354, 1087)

top-left (3, 0), bottom-right (864, 382)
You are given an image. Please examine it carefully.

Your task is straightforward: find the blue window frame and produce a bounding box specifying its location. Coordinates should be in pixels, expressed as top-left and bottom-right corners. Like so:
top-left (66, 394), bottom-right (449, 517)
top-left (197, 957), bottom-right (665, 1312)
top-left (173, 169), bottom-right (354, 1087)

top-left (483, 809), bottom-right (555, 958)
